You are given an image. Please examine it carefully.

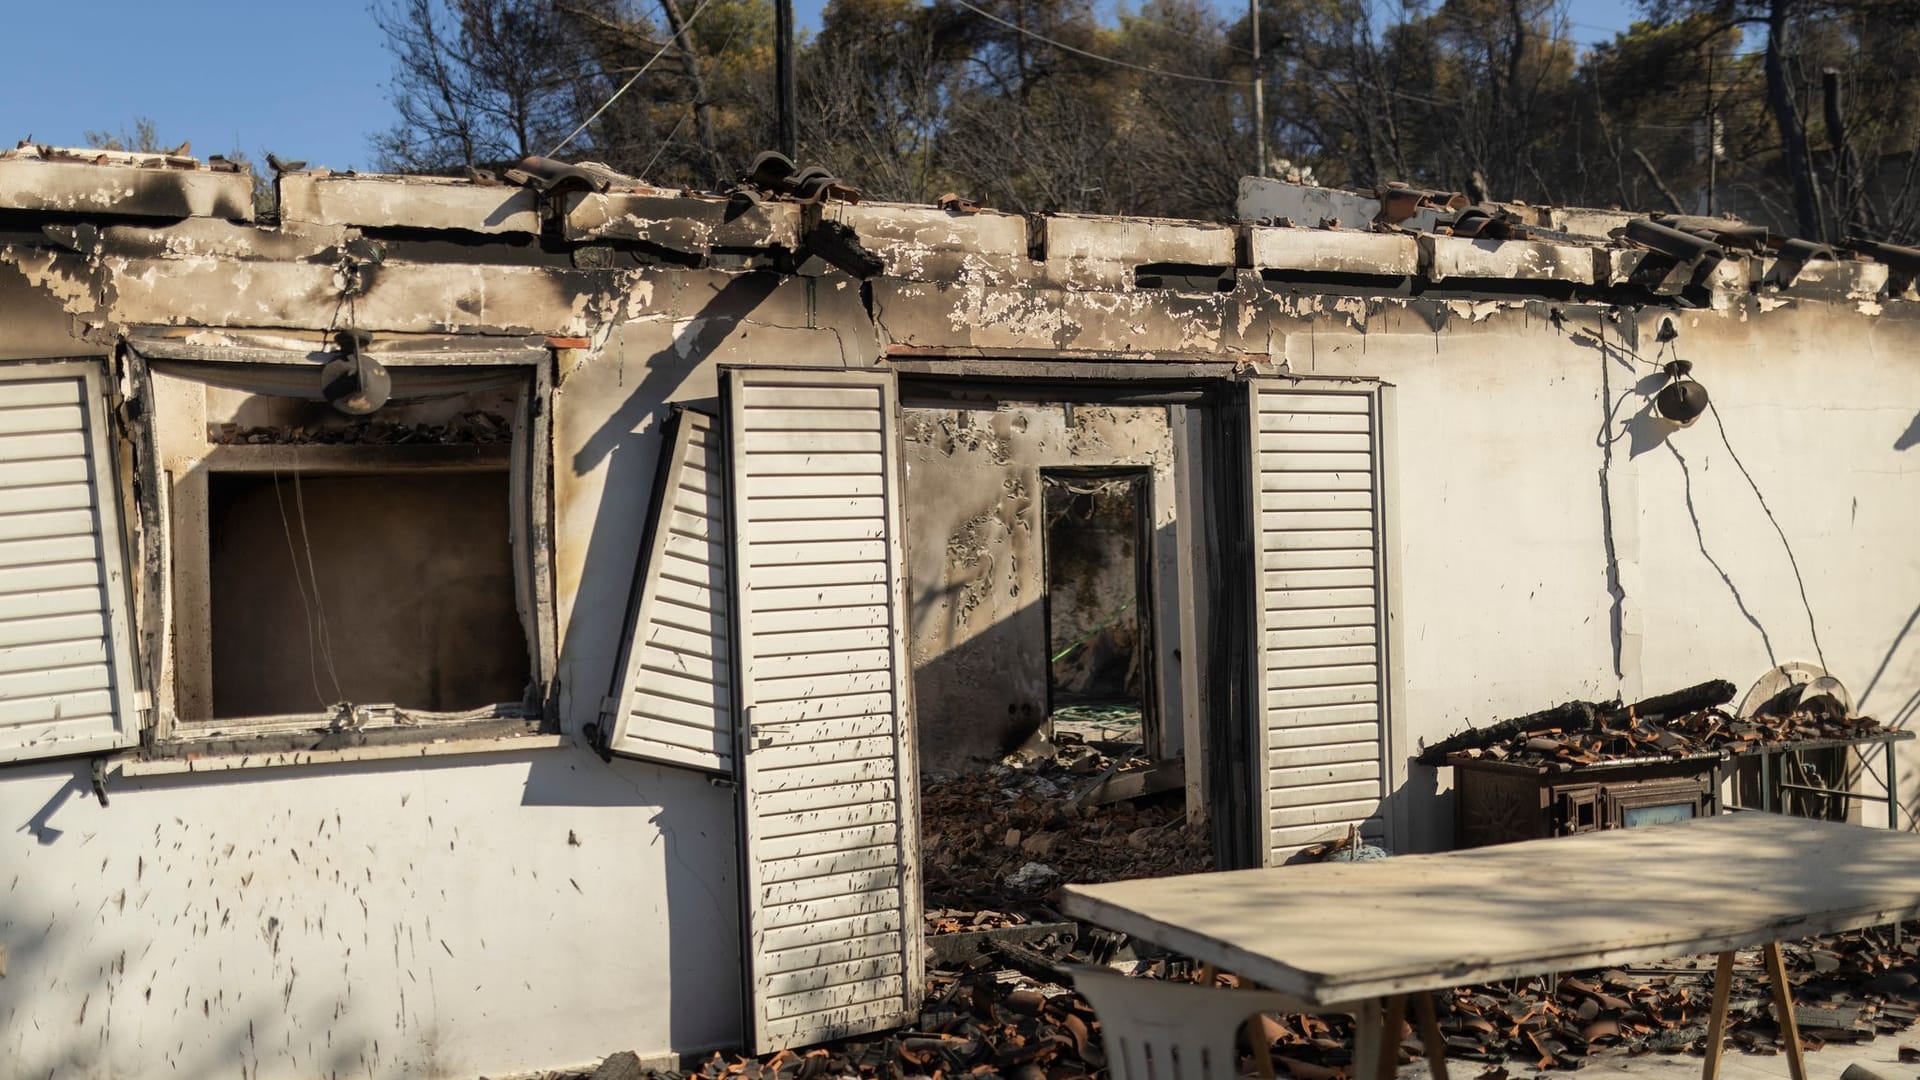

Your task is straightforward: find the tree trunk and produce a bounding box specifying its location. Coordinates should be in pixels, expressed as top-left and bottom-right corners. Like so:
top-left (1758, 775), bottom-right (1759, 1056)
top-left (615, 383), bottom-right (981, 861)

top-left (1764, 0), bottom-right (1823, 239)
top-left (658, 0), bottom-right (726, 183)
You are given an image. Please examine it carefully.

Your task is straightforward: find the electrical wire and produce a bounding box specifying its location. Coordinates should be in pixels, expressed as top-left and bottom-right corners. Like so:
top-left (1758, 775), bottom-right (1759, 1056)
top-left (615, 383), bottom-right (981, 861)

top-left (636, 10), bottom-right (747, 181)
top-left (289, 445), bottom-right (345, 703)
top-left (1705, 399), bottom-right (1829, 672)
top-left (269, 461), bottom-right (330, 711)
top-left (548, 0), bottom-right (720, 157)
top-left (948, 0), bottom-right (1249, 86)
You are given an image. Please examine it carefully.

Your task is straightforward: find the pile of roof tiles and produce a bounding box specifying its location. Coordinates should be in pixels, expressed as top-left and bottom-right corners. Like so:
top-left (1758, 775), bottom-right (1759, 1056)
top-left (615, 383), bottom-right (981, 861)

top-left (1418, 679), bottom-right (1890, 770)
top-left (1443, 708), bottom-right (1888, 769)
top-left (573, 921), bottom-right (1920, 1080)
top-left (1407, 924), bottom-right (1920, 1072)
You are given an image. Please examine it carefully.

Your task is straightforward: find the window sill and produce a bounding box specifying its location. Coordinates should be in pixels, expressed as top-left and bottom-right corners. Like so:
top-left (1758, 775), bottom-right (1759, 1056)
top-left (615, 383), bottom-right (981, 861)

top-left (120, 718), bottom-right (568, 778)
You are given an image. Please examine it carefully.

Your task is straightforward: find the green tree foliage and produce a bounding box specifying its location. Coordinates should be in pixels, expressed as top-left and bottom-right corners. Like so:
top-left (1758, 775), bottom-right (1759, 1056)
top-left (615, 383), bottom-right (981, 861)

top-left (85, 117), bottom-right (277, 216)
top-left (368, 0), bottom-right (1920, 236)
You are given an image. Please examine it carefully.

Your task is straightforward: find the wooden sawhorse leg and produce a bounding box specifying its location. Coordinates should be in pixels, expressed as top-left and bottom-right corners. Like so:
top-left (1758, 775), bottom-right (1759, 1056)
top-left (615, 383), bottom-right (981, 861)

top-left (1699, 945), bottom-right (1806, 1080)
top-left (1355, 993), bottom-right (1449, 1080)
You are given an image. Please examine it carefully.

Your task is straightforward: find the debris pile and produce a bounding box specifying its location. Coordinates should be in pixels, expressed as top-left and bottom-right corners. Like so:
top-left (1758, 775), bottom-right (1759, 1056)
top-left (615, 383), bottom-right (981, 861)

top-left (575, 921), bottom-right (1920, 1080)
top-left (920, 749), bottom-right (1210, 911)
top-left (1442, 708), bottom-right (1887, 770)
top-left (213, 410), bottom-right (514, 446)
top-left (1419, 679), bottom-right (1888, 769)
top-left (1405, 924), bottom-right (1920, 1070)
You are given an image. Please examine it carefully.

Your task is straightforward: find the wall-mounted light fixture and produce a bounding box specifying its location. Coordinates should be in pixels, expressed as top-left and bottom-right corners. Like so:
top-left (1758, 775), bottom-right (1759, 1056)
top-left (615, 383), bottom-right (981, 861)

top-left (1654, 358), bottom-right (1710, 426)
top-left (321, 329), bottom-right (392, 415)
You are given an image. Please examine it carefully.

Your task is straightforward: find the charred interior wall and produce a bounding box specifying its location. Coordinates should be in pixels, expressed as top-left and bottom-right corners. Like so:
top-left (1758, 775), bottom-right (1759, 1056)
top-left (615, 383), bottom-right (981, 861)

top-left (1044, 472), bottom-right (1148, 705)
top-left (901, 401), bottom-right (1182, 773)
top-left (206, 471), bottom-right (526, 716)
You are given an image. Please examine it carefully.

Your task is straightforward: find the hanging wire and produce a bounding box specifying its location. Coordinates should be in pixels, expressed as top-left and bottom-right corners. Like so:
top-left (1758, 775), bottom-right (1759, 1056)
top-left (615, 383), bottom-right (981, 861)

top-left (548, 0), bottom-right (721, 158)
top-left (289, 443), bottom-right (346, 703)
top-left (269, 460), bottom-right (330, 711)
top-left (948, 0), bottom-right (1249, 86)
top-left (1705, 399), bottom-right (1829, 672)
top-left (636, 9), bottom-right (746, 181)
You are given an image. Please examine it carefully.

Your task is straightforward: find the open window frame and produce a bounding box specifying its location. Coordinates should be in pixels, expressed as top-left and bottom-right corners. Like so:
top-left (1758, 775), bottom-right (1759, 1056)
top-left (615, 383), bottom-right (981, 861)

top-left (126, 339), bottom-right (559, 750)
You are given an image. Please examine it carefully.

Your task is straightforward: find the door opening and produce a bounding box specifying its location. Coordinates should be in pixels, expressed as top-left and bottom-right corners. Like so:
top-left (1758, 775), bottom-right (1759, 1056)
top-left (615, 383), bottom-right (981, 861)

top-left (1042, 467), bottom-right (1153, 753)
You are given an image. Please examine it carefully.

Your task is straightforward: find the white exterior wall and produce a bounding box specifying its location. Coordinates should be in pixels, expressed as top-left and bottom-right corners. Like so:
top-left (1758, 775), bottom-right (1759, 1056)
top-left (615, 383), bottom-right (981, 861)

top-left (0, 749), bottom-right (741, 1078)
top-left (1301, 302), bottom-right (1920, 852)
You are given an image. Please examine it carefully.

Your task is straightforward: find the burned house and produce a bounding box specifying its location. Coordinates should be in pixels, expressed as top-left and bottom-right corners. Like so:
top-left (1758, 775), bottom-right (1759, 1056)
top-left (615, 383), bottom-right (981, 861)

top-left (0, 144), bottom-right (1916, 1078)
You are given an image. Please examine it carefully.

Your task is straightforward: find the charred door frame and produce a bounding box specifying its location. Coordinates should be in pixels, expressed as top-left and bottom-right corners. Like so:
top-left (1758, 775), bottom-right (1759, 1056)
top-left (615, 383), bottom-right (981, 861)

top-left (894, 366), bottom-right (1263, 865)
top-left (1038, 464), bottom-right (1158, 751)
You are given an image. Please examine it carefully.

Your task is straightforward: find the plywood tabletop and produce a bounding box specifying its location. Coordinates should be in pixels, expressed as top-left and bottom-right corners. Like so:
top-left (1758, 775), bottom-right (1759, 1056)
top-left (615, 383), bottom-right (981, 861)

top-left (1058, 814), bottom-right (1920, 1004)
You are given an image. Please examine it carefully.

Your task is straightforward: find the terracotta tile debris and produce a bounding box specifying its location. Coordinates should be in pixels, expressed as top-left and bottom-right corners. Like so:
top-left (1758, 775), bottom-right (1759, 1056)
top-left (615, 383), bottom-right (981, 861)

top-left (570, 921), bottom-right (1920, 1080)
top-left (1419, 678), bottom-right (1893, 769)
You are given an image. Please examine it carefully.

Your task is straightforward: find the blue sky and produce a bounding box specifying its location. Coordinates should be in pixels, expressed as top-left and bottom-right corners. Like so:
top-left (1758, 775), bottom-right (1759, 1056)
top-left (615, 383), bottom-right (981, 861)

top-left (0, 0), bottom-right (1643, 174)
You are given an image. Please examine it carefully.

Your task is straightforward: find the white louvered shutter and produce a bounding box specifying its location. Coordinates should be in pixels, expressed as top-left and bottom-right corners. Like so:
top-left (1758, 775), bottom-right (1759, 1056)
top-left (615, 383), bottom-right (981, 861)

top-left (604, 408), bottom-right (734, 772)
top-left (1249, 381), bottom-right (1393, 864)
top-left (0, 362), bottom-right (141, 763)
top-left (726, 368), bottom-right (923, 1052)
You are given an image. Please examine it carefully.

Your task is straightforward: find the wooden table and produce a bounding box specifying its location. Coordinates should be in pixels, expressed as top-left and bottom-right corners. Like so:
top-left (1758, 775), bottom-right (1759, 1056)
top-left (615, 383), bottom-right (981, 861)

top-left (1059, 814), bottom-right (1920, 1080)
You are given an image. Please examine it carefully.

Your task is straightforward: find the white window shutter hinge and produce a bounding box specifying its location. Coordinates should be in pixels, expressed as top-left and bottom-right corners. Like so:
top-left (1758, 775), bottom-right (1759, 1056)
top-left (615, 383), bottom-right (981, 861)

top-left (133, 691), bottom-right (153, 713)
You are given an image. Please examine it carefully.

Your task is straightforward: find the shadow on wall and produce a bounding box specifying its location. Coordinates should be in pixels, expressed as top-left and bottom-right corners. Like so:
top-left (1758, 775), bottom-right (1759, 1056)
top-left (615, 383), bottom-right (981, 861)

top-left (519, 748), bottom-right (744, 1056)
top-left (1898, 412), bottom-right (1920, 451)
top-left (4, 746), bottom-right (747, 1075)
top-left (911, 579), bottom-right (1049, 772)
top-left (4, 758), bottom-right (378, 1079)
top-left (910, 512), bottom-right (1184, 776)
top-left (556, 273), bottom-right (780, 737)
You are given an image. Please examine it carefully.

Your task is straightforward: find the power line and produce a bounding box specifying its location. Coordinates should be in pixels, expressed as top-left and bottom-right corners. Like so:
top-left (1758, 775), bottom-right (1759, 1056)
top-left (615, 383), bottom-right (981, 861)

top-left (548, 0), bottom-right (720, 157)
top-left (948, 0), bottom-right (1249, 86)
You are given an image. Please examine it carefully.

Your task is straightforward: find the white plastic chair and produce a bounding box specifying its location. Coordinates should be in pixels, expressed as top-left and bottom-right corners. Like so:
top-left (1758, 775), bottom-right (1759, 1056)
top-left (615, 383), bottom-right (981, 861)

top-left (1069, 965), bottom-right (1324, 1080)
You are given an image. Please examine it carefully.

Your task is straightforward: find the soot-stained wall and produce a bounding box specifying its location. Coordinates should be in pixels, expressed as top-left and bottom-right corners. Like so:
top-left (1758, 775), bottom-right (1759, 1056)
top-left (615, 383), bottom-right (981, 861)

top-left (901, 401), bottom-right (1182, 773)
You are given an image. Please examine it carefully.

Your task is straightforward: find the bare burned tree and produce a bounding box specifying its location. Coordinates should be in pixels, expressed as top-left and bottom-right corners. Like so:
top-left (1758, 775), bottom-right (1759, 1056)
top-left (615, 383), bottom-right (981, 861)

top-left (372, 0), bottom-right (605, 172)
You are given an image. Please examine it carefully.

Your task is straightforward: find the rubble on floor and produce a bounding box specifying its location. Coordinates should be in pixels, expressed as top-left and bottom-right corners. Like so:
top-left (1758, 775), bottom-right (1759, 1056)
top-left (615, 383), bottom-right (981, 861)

top-left (212, 410), bottom-right (514, 445)
top-left (571, 921), bottom-right (1920, 1080)
top-left (1048, 704), bottom-right (1144, 748)
top-left (920, 746), bottom-right (1211, 912)
top-left (1419, 679), bottom-right (1889, 769)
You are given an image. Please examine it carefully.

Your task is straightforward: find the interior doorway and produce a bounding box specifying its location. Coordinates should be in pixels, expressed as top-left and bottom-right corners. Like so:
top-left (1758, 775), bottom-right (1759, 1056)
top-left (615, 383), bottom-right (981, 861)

top-left (1042, 467), bottom-right (1153, 752)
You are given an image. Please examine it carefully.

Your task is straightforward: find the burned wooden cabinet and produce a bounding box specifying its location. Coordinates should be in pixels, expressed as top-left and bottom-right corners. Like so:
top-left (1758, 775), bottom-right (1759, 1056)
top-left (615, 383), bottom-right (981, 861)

top-left (1452, 757), bottom-right (1716, 848)
top-left (1244, 380), bottom-right (1402, 865)
top-left (0, 361), bottom-right (143, 763)
top-left (605, 370), bottom-right (925, 1052)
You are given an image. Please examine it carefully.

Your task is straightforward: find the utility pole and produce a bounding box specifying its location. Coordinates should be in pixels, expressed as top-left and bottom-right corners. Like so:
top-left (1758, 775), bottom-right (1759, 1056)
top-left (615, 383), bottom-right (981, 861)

top-left (1250, 0), bottom-right (1265, 177)
top-left (1705, 44), bottom-right (1716, 215)
top-left (776, 0), bottom-right (798, 159)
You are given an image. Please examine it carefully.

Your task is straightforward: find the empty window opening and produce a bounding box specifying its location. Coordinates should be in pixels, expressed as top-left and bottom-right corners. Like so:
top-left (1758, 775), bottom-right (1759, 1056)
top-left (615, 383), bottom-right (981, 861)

top-left (1043, 469), bottom-right (1151, 752)
top-left (206, 471), bottom-right (528, 718)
